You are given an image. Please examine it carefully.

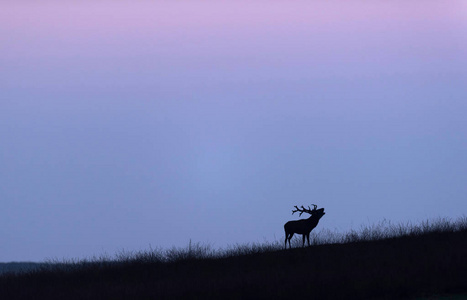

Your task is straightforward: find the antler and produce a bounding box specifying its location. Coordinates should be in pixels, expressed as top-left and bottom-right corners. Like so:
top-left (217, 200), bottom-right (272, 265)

top-left (292, 204), bottom-right (318, 216)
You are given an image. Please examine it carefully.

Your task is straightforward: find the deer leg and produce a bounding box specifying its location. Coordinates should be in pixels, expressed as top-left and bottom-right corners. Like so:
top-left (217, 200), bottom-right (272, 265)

top-left (302, 234), bottom-right (306, 247)
top-left (287, 233), bottom-right (294, 249)
top-left (306, 234), bottom-right (310, 246)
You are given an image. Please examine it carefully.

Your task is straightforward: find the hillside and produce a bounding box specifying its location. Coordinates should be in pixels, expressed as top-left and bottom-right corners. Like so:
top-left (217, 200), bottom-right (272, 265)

top-left (0, 262), bottom-right (43, 275)
top-left (1, 218), bottom-right (467, 299)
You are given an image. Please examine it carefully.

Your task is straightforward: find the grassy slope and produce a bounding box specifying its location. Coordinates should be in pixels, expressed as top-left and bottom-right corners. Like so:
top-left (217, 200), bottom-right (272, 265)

top-left (1, 220), bottom-right (467, 300)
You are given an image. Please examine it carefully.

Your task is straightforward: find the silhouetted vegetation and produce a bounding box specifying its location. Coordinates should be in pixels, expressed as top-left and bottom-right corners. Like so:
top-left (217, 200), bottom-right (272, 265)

top-left (1, 217), bottom-right (467, 299)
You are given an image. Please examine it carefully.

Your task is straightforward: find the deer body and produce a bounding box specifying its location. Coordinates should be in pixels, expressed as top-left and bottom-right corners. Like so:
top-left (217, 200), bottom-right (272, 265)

top-left (284, 205), bottom-right (325, 249)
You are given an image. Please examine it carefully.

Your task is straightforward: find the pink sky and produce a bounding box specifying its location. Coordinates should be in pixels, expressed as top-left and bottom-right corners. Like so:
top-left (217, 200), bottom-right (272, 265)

top-left (2, 1), bottom-right (466, 93)
top-left (2, 2), bottom-right (465, 59)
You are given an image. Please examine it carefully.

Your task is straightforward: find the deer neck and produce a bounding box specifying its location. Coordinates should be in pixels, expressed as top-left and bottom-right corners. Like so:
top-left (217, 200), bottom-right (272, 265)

top-left (306, 214), bottom-right (319, 224)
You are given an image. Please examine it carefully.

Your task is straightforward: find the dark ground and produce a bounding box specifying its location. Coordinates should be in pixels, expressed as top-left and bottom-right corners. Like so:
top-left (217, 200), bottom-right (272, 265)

top-left (1, 221), bottom-right (467, 299)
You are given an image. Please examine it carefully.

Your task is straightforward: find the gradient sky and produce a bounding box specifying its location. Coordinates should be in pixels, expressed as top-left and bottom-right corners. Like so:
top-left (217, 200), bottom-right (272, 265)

top-left (1, 1), bottom-right (467, 262)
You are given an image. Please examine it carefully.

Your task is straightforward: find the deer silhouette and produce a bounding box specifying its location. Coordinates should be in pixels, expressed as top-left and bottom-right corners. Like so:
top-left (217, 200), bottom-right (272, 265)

top-left (284, 204), bottom-right (325, 249)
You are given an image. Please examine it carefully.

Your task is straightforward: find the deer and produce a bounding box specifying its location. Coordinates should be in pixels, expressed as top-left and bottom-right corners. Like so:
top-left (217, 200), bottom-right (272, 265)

top-left (284, 204), bottom-right (325, 249)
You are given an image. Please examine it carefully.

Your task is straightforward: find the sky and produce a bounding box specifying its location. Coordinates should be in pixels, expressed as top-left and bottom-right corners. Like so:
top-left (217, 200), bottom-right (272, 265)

top-left (1, 1), bottom-right (467, 262)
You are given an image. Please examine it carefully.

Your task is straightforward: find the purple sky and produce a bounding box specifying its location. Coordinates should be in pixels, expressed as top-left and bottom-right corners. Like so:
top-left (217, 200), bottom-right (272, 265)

top-left (1, 1), bottom-right (467, 262)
